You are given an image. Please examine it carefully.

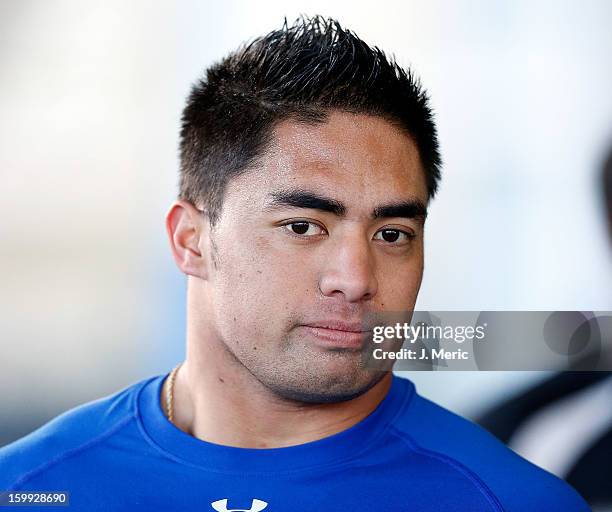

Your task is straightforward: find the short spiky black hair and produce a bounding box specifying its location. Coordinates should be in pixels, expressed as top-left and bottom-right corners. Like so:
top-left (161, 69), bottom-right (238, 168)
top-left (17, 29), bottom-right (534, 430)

top-left (179, 15), bottom-right (441, 226)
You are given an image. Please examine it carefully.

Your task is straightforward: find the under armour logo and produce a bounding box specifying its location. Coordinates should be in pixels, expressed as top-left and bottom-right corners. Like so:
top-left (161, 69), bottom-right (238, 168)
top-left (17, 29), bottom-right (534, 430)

top-left (210, 498), bottom-right (268, 512)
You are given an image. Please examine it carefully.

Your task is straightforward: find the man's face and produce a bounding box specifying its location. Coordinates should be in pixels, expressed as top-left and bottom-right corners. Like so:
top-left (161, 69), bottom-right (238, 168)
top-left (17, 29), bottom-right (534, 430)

top-left (203, 111), bottom-right (428, 402)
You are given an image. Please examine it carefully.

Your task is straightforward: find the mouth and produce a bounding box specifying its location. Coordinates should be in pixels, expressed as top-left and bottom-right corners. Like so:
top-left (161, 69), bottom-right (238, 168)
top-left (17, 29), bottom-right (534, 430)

top-left (299, 321), bottom-right (372, 349)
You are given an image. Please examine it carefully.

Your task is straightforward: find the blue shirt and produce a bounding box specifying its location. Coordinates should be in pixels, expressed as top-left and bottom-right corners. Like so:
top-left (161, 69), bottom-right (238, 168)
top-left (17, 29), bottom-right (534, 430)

top-left (0, 373), bottom-right (590, 511)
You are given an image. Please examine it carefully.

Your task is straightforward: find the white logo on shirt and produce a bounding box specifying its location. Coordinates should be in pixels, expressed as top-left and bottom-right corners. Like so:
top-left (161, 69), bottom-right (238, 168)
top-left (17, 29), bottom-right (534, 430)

top-left (210, 498), bottom-right (268, 512)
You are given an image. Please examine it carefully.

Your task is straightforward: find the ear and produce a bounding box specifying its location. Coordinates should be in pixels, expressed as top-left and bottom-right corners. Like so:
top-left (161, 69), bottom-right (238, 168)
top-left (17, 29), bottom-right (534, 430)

top-left (165, 200), bottom-right (212, 280)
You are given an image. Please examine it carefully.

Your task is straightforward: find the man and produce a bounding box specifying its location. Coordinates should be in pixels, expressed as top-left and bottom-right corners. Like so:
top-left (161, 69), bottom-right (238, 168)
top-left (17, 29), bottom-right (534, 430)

top-left (0, 16), bottom-right (590, 511)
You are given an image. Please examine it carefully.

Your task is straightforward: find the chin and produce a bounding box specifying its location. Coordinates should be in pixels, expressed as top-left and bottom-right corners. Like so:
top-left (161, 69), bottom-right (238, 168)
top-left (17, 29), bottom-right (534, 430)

top-left (265, 368), bottom-right (387, 404)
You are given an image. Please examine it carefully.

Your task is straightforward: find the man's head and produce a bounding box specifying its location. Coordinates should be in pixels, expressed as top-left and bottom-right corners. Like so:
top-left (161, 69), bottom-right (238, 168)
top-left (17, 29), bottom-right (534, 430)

top-left (167, 16), bottom-right (441, 403)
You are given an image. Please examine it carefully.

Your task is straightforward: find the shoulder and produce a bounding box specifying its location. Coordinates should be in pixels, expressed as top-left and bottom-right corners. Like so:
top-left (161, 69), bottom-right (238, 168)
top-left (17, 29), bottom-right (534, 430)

top-left (390, 375), bottom-right (591, 511)
top-left (0, 375), bottom-right (159, 489)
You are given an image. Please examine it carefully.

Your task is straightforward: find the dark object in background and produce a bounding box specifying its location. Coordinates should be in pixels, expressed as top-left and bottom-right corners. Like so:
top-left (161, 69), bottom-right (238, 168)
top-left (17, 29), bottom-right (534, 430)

top-left (477, 145), bottom-right (612, 510)
top-left (478, 372), bottom-right (610, 444)
top-left (566, 429), bottom-right (612, 507)
top-left (477, 371), bottom-right (612, 507)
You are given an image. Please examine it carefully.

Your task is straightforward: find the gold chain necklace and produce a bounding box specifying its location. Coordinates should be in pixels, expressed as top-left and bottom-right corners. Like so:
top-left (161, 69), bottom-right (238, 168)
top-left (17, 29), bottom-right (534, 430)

top-left (165, 362), bottom-right (183, 425)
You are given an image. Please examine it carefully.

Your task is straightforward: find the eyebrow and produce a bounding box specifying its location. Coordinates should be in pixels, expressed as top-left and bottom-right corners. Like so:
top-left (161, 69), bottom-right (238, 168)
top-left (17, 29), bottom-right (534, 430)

top-left (263, 188), bottom-right (428, 222)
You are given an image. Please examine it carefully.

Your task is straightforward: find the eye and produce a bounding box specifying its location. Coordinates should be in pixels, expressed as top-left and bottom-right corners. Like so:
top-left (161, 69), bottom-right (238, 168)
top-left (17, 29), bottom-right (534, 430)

top-left (282, 221), bottom-right (326, 237)
top-left (373, 229), bottom-right (415, 244)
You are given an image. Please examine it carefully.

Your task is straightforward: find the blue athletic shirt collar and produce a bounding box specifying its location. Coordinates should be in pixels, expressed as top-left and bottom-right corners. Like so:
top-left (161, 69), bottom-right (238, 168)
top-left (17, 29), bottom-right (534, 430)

top-left (137, 372), bottom-right (414, 474)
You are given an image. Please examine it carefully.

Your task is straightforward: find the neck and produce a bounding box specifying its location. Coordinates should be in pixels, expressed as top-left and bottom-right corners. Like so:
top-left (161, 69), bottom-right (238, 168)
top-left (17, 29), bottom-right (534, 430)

top-left (162, 292), bottom-right (392, 448)
top-left (163, 358), bottom-right (392, 448)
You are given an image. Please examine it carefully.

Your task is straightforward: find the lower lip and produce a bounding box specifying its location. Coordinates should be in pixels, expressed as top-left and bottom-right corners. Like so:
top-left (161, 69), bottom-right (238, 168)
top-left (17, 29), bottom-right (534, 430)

top-left (300, 325), bottom-right (370, 349)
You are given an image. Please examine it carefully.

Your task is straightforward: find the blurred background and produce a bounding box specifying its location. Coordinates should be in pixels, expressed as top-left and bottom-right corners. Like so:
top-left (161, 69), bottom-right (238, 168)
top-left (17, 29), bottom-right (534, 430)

top-left (1, 0), bottom-right (611, 502)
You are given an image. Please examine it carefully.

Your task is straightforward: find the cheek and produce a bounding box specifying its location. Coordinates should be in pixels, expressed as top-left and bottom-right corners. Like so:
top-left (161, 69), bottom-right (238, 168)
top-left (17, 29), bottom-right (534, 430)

top-left (376, 253), bottom-right (424, 310)
top-left (212, 237), bottom-right (311, 344)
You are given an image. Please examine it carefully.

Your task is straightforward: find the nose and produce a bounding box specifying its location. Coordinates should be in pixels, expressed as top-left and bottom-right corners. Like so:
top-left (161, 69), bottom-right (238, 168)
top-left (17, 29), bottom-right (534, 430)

top-left (318, 229), bottom-right (379, 303)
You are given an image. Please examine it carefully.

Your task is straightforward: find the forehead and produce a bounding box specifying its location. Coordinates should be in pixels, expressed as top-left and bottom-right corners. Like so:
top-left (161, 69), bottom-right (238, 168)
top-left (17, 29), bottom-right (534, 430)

top-left (228, 111), bottom-right (428, 209)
